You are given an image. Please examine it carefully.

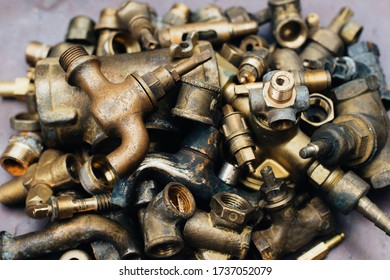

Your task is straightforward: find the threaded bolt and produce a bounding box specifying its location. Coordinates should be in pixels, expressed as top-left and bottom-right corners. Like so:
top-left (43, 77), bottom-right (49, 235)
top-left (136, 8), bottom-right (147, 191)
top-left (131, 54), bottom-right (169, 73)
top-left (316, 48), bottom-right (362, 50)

top-left (51, 193), bottom-right (118, 220)
top-left (260, 166), bottom-right (278, 189)
top-left (59, 45), bottom-right (89, 72)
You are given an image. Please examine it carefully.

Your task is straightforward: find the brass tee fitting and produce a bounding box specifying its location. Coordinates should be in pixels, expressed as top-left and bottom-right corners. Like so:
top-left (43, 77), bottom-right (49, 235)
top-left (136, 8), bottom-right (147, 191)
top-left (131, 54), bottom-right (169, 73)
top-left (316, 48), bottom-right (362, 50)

top-left (59, 45), bottom-right (211, 179)
top-left (183, 192), bottom-right (254, 259)
top-left (268, 0), bottom-right (308, 49)
top-left (139, 182), bottom-right (196, 258)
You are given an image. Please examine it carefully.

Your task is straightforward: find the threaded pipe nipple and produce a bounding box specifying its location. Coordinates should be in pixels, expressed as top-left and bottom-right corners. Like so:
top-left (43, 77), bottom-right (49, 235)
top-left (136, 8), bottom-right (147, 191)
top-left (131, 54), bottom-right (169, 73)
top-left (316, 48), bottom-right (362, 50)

top-left (59, 45), bottom-right (89, 72)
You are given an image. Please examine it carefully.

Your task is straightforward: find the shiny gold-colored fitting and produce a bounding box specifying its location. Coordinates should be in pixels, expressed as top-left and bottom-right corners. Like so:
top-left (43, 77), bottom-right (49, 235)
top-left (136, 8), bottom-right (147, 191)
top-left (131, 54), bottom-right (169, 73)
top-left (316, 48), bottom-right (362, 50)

top-left (263, 71), bottom-right (296, 107)
top-left (79, 155), bottom-right (117, 195)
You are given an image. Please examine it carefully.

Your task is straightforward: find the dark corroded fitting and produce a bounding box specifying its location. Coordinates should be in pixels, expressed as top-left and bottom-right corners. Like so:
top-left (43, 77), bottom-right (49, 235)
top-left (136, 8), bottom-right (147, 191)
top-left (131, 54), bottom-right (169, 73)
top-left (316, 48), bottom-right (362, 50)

top-left (59, 45), bottom-right (211, 178)
top-left (330, 76), bottom-right (390, 189)
top-left (0, 132), bottom-right (43, 177)
top-left (183, 192), bottom-right (253, 259)
top-left (140, 183), bottom-right (196, 258)
top-left (111, 124), bottom-right (261, 209)
top-left (252, 166), bottom-right (335, 259)
top-left (0, 214), bottom-right (139, 260)
top-left (268, 0), bottom-right (308, 49)
top-left (300, 113), bottom-right (386, 167)
top-left (307, 161), bottom-right (390, 236)
top-left (348, 41), bottom-right (390, 102)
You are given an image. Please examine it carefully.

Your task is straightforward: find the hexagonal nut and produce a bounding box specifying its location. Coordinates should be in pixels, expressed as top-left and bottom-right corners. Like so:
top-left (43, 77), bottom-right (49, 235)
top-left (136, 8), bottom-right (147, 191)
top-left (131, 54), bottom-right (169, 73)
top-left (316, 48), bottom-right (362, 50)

top-left (301, 93), bottom-right (334, 128)
top-left (26, 185), bottom-right (53, 206)
top-left (307, 162), bottom-right (332, 187)
top-left (219, 43), bottom-right (244, 67)
top-left (210, 192), bottom-right (254, 226)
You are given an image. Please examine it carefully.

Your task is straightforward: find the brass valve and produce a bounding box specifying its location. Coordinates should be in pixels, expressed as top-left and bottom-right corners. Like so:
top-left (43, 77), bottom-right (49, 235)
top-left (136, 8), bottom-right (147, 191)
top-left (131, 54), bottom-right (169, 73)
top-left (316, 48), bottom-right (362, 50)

top-left (221, 104), bottom-right (257, 172)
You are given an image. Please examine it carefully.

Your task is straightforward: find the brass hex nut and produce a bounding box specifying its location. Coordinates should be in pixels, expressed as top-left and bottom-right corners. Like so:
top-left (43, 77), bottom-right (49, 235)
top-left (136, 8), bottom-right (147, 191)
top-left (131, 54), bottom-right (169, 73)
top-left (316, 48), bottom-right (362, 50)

top-left (307, 162), bottom-right (332, 187)
top-left (210, 192), bottom-right (254, 227)
top-left (263, 71), bottom-right (297, 109)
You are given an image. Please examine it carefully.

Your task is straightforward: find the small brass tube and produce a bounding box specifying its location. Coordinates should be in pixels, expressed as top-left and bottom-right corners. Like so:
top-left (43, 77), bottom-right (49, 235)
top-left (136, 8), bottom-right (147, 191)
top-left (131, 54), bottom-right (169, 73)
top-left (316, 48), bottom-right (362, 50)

top-left (0, 214), bottom-right (139, 260)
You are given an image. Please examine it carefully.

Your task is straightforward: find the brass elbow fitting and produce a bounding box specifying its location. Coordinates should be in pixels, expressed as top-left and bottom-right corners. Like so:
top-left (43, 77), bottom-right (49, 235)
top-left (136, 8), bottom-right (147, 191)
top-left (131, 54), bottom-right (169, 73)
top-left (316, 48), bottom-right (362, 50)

top-left (59, 45), bottom-right (211, 179)
top-left (221, 104), bottom-right (256, 172)
top-left (268, 0), bottom-right (308, 49)
top-left (117, 1), bottom-right (158, 50)
top-left (0, 132), bottom-right (43, 176)
top-left (250, 70), bottom-right (310, 130)
top-left (140, 183), bottom-right (196, 258)
top-left (183, 192), bottom-right (254, 259)
top-left (157, 21), bottom-right (259, 48)
top-left (0, 214), bottom-right (140, 260)
top-left (252, 166), bottom-right (335, 260)
top-left (300, 7), bottom-right (354, 60)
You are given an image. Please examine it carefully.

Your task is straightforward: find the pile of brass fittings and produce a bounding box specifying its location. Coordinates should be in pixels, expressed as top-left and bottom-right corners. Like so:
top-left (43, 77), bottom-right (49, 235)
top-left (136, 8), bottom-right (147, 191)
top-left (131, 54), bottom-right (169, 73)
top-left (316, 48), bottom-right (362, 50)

top-left (0, 0), bottom-right (389, 260)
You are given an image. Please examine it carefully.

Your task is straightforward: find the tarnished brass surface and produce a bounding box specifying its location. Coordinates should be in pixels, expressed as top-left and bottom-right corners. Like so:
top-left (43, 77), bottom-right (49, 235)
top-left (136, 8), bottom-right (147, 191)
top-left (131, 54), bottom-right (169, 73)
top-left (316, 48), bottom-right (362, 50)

top-left (268, 0), bottom-right (308, 49)
top-left (0, 214), bottom-right (139, 260)
top-left (157, 21), bottom-right (259, 48)
top-left (59, 45), bottom-right (211, 178)
top-left (140, 182), bottom-right (195, 258)
top-left (183, 192), bottom-right (253, 259)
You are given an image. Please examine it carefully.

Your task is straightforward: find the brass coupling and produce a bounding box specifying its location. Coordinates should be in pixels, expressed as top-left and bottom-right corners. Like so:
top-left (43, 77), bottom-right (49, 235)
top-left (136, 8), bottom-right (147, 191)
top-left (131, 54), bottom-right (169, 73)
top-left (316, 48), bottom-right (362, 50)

top-left (140, 182), bottom-right (196, 258)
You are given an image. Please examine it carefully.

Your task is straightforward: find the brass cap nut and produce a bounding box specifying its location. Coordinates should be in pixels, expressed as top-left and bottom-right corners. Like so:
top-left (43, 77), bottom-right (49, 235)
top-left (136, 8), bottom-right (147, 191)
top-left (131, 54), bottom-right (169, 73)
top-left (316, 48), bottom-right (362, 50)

top-left (210, 192), bottom-right (254, 229)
